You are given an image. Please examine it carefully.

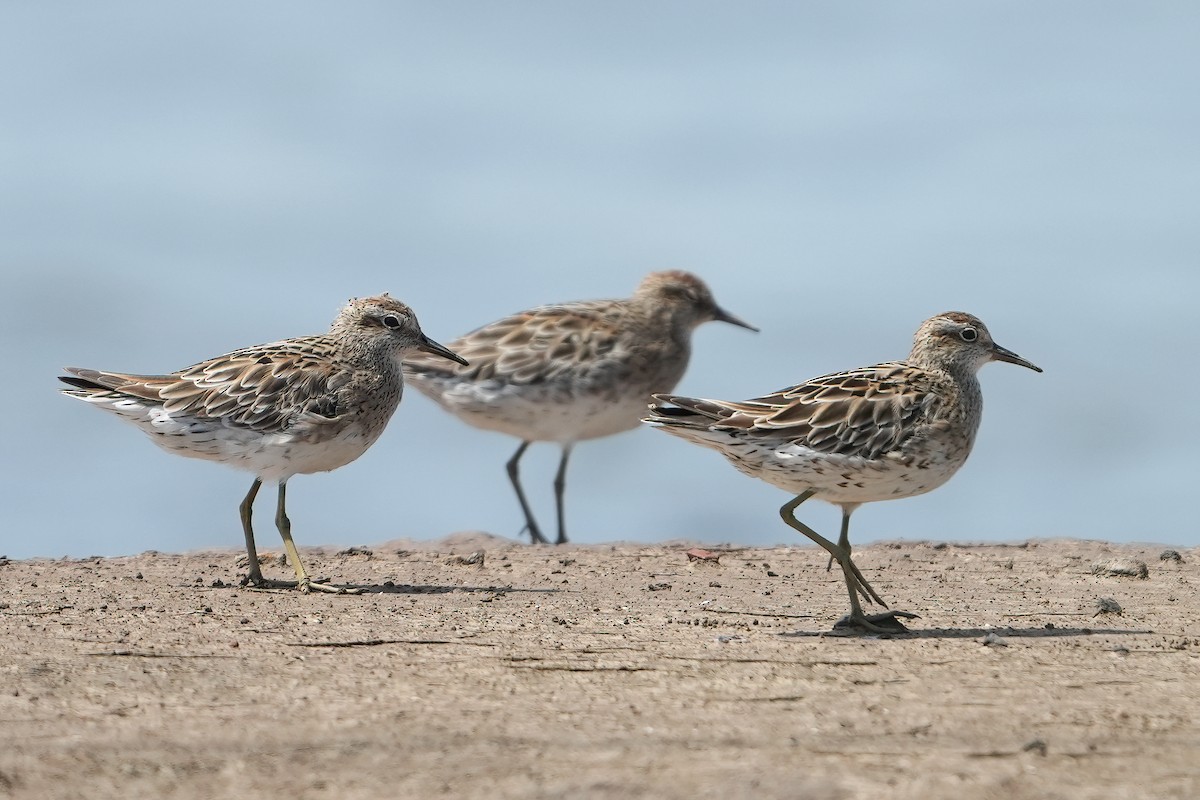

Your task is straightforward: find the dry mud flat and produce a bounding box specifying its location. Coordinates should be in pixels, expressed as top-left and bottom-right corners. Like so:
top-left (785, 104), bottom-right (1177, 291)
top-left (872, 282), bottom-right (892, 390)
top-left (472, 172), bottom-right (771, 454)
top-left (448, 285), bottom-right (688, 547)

top-left (1, 536), bottom-right (1197, 800)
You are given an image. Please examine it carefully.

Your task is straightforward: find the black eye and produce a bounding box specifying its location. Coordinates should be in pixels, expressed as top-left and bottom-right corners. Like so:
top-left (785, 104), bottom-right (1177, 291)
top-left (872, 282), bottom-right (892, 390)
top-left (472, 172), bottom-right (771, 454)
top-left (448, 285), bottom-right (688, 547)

top-left (960, 327), bottom-right (978, 342)
top-left (382, 314), bottom-right (402, 329)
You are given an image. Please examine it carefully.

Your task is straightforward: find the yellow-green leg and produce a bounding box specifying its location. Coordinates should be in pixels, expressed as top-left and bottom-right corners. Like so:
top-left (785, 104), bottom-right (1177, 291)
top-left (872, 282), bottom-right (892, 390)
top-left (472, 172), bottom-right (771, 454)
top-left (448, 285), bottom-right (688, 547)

top-left (273, 481), bottom-right (356, 594)
top-left (779, 492), bottom-right (912, 633)
top-left (239, 478), bottom-right (265, 586)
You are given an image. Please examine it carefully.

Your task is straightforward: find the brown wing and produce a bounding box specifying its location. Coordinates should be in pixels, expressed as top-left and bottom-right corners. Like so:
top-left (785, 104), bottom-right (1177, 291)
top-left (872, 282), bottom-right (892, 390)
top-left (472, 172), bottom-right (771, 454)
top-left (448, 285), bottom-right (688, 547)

top-left (62, 337), bottom-right (351, 435)
top-left (652, 362), bottom-right (946, 459)
top-left (405, 299), bottom-right (632, 386)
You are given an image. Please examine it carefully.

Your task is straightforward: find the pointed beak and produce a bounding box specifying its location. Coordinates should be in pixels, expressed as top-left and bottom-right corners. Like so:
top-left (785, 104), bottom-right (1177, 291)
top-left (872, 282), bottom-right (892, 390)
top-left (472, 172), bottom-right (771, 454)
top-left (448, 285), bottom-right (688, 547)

top-left (991, 342), bottom-right (1042, 373)
top-left (712, 305), bottom-right (759, 332)
top-left (418, 335), bottom-right (469, 366)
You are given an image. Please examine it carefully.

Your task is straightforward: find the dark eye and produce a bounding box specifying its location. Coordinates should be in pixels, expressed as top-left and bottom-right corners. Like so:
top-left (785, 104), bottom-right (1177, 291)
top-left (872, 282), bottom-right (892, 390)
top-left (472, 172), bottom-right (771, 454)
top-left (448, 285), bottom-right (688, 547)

top-left (960, 327), bottom-right (978, 342)
top-left (382, 314), bottom-right (402, 329)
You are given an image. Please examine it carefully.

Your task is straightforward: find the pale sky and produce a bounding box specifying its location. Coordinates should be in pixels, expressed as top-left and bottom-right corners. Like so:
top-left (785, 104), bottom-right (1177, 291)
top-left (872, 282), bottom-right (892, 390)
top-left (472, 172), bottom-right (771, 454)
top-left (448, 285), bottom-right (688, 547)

top-left (3, 2), bottom-right (1197, 558)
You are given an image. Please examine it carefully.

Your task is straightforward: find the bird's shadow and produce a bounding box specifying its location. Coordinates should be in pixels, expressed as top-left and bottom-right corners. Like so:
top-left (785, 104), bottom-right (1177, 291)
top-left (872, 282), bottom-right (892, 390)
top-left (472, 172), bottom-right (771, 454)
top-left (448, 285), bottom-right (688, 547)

top-left (780, 624), bottom-right (1152, 640)
top-left (350, 582), bottom-right (558, 596)
top-left (228, 580), bottom-right (559, 596)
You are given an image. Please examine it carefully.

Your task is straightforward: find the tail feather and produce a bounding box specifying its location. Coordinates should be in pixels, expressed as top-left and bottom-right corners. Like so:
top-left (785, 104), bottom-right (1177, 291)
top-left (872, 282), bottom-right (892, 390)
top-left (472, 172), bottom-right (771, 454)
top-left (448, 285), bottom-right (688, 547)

top-left (59, 367), bottom-right (175, 401)
top-left (645, 393), bottom-right (747, 429)
top-left (59, 367), bottom-right (128, 394)
top-left (59, 375), bottom-right (105, 392)
top-left (59, 368), bottom-right (122, 399)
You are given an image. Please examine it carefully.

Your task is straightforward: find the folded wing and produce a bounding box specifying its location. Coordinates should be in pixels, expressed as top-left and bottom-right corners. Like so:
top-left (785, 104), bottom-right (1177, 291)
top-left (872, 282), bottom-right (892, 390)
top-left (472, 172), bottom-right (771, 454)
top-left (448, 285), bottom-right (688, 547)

top-left (649, 362), bottom-right (946, 460)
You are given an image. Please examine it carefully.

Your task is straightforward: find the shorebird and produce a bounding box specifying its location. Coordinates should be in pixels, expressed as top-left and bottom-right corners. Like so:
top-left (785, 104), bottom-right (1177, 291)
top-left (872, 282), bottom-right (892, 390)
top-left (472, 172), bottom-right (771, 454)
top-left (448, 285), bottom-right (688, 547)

top-left (404, 270), bottom-right (756, 544)
top-left (644, 312), bottom-right (1041, 631)
top-left (59, 294), bottom-right (466, 592)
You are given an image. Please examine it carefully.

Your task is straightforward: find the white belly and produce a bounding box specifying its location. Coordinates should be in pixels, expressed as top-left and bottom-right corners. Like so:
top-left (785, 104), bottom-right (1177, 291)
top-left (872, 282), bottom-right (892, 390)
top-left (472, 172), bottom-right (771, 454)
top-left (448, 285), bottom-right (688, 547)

top-left (420, 379), bottom-right (648, 444)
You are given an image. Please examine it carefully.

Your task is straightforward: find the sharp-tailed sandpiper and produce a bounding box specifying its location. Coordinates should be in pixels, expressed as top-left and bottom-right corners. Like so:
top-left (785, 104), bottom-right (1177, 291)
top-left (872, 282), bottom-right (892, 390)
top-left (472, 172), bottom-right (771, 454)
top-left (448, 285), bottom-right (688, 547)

top-left (60, 294), bottom-right (466, 592)
top-left (644, 311), bottom-right (1041, 631)
top-left (404, 270), bottom-right (756, 544)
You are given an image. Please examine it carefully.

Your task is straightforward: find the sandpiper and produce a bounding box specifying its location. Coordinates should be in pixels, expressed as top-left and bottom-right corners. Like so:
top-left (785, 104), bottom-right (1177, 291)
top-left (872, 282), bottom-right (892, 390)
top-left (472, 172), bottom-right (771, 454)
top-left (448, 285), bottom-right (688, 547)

top-left (644, 312), bottom-right (1041, 631)
top-left (60, 294), bottom-right (466, 592)
top-left (404, 270), bottom-right (756, 544)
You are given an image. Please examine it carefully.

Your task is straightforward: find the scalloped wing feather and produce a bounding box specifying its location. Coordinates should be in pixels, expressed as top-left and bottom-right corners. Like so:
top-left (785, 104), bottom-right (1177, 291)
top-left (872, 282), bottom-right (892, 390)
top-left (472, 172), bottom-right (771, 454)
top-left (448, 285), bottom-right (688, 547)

top-left (409, 300), bottom-right (631, 386)
top-left (71, 338), bottom-right (352, 436)
top-left (655, 363), bottom-right (946, 460)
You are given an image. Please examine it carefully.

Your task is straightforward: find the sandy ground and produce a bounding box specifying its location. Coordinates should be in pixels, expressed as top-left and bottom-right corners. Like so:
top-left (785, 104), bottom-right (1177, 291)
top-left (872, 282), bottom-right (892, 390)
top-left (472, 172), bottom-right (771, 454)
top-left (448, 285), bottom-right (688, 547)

top-left (1, 535), bottom-right (1197, 800)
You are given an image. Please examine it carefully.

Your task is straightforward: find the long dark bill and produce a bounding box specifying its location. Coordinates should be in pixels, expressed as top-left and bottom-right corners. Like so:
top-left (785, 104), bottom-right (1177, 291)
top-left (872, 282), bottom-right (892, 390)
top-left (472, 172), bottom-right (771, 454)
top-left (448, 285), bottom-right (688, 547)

top-left (418, 336), bottom-right (469, 366)
top-left (991, 343), bottom-right (1042, 373)
top-left (712, 306), bottom-right (759, 332)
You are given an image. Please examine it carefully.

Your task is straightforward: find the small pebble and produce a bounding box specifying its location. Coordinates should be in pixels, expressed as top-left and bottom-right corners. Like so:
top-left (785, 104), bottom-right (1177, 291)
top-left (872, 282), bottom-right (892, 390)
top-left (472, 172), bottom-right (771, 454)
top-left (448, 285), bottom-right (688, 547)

top-left (1091, 559), bottom-right (1149, 579)
top-left (445, 551), bottom-right (485, 566)
top-left (1093, 597), bottom-right (1122, 616)
top-left (1022, 739), bottom-right (1048, 756)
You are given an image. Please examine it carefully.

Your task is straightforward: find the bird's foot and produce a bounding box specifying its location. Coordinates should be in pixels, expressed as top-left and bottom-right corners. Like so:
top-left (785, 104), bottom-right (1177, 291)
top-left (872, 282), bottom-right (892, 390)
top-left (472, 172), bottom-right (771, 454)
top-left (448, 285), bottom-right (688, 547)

top-left (832, 610), bottom-right (919, 635)
top-left (521, 522), bottom-right (549, 545)
top-left (239, 574), bottom-right (361, 595)
top-left (299, 578), bottom-right (362, 595)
